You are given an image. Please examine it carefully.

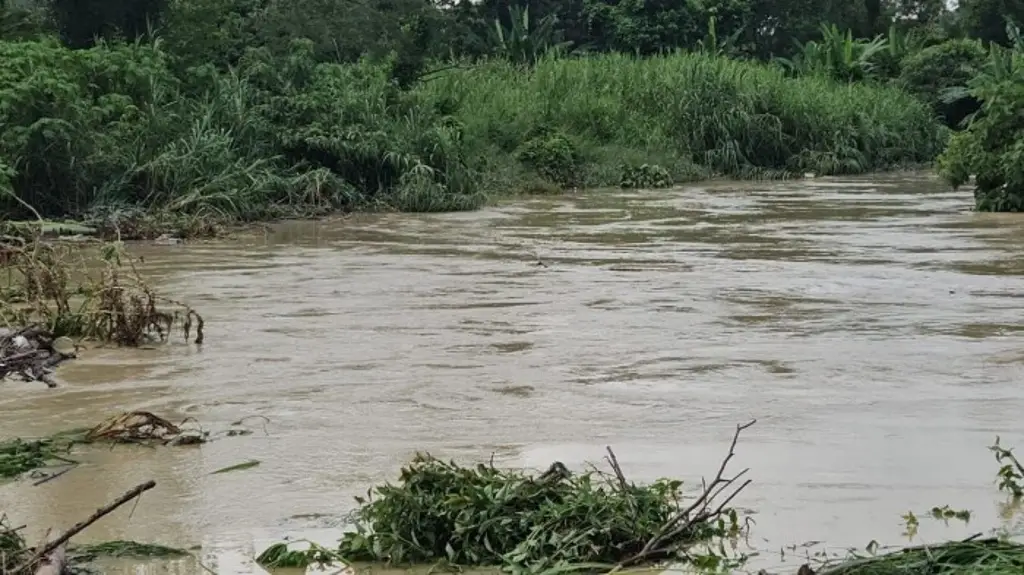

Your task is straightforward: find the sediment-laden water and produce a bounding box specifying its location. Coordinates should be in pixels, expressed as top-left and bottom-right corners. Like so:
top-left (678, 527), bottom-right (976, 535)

top-left (2, 173), bottom-right (1023, 574)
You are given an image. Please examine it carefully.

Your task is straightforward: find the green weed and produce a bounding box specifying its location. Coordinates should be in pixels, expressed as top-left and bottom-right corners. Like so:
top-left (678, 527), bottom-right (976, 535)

top-left (811, 537), bottom-right (1024, 575)
top-left (69, 541), bottom-right (189, 561)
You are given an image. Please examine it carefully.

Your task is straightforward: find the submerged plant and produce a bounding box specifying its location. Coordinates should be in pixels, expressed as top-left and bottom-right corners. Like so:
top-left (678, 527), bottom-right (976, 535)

top-left (0, 234), bottom-right (203, 346)
top-left (990, 436), bottom-right (1024, 498)
top-left (808, 537), bottom-right (1024, 575)
top-left (0, 516), bottom-right (30, 574)
top-left (0, 435), bottom-right (77, 479)
top-left (620, 164), bottom-right (671, 189)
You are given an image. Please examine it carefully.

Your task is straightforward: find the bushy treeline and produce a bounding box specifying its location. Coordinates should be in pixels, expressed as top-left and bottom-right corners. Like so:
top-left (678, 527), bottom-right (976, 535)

top-left (0, 0), bottom-right (1021, 223)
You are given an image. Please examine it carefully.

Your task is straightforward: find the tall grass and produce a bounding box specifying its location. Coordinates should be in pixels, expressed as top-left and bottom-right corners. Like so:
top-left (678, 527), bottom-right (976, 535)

top-left (423, 52), bottom-right (948, 185)
top-left (1, 37), bottom-right (948, 226)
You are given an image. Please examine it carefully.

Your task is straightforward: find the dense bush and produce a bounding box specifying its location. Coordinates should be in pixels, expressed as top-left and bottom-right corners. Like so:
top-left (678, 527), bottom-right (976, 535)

top-left (0, 38), bottom-right (483, 221)
top-left (899, 38), bottom-right (988, 128)
top-left (938, 42), bottom-right (1024, 211)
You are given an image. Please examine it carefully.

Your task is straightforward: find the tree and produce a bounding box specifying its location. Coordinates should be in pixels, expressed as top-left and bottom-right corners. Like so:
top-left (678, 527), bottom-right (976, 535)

top-left (957, 0), bottom-right (1024, 45)
top-left (49, 0), bottom-right (168, 48)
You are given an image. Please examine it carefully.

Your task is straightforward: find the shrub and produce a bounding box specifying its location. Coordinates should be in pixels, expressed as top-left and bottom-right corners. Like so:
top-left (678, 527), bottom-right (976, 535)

top-left (422, 52), bottom-right (946, 183)
top-left (620, 164), bottom-right (671, 189)
top-left (515, 127), bottom-right (583, 188)
top-left (899, 38), bottom-right (988, 128)
top-left (938, 43), bottom-right (1024, 212)
top-left (0, 37), bottom-right (484, 222)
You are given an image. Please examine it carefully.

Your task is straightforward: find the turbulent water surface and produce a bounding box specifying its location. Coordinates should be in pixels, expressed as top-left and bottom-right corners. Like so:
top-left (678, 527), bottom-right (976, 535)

top-left (2, 173), bottom-right (1024, 574)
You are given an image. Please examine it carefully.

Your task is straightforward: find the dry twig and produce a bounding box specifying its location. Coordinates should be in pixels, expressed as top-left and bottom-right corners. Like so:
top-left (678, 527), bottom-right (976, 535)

top-left (11, 480), bottom-right (156, 574)
top-left (612, 419), bottom-right (756, 570)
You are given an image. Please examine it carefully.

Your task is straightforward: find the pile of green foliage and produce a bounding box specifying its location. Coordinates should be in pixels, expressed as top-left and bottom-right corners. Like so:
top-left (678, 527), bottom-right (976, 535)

top-left (324, 452), bottom-right (745, 574)
top-left (938, 24), bottom-right (1024, 212)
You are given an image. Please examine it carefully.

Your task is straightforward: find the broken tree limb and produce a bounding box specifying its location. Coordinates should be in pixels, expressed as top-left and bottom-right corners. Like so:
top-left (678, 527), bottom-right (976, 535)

top-left (612, 419), bottom-right (757, 570)
top-left (12, 480), bottom-right (156, 573)
top-left (31, 544), bottom-right (65, 575)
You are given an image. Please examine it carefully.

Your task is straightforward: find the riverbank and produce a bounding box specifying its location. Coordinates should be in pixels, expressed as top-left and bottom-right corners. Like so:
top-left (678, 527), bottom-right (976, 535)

top-left (1, 38), bottom-right (948, 234)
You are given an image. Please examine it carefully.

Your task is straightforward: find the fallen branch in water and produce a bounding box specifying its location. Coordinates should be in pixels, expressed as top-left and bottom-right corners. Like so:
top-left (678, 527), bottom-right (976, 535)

top-left (10, 480), bottom-right (156, 574)
top-left (614, 419), bottom-right (756, 570)
top-left (28, 542), bottom-right (64, 575)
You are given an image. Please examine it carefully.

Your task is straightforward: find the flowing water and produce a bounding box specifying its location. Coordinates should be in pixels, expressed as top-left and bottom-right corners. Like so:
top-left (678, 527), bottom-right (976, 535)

top-left (2, 173), bottom-right (1024, 574)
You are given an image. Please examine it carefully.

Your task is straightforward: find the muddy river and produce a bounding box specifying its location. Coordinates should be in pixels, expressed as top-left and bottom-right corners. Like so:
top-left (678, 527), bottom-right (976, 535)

top-left (2, 173), bottom-right (1024, 574)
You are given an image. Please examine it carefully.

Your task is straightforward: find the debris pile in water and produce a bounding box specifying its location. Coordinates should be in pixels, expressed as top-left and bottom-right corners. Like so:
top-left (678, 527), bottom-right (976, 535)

top-left (259, 422), bottom-right (756, 573)
top-left (84, 411), bottom-right (208, 446)
top-left (0, 326), bottom-right (75, 387)
top-left (797, 537), bottom-right (1024, 575)
top-left (0, 411), bottom-right (269, 481)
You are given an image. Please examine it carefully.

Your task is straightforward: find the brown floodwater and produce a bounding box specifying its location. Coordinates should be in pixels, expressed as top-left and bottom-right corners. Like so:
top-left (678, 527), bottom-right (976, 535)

top-left (2, 173), bottom-right (1024, 574)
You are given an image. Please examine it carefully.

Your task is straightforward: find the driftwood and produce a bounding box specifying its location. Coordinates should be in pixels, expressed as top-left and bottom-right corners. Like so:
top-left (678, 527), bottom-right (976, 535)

top-left (11, 480), bottom-right (156, 574)
top-left (0, 326), bottom-right (75, 388)
top-left (31, 544), bottom-right (64, 575)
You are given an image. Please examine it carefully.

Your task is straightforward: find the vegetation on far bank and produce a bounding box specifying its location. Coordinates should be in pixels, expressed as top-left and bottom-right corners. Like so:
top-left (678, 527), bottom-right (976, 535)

top-left (0, 0), bottom-right (1022, 233)
top-left (0, 0), bottom-right (1019, 233)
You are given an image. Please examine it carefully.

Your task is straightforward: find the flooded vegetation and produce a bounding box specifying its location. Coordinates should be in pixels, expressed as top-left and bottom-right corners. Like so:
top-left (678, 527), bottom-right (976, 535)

top-left (1, 174), bottom-right (1023, 574)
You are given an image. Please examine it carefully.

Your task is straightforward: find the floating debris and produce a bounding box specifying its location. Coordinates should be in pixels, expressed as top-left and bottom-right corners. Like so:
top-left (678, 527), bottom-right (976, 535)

top-left (84, 411), bottom-right (208, 446)
top-left (801, 536), bottom-right (1024, 575)
top-left (69, 540), bottom-right (189, 562)
top-left (211, 460), bottom-right (261, 475)
top-left (0, 326), bottom-right (76, 388)
top-left (256, 541), bottom-right (351, 570)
